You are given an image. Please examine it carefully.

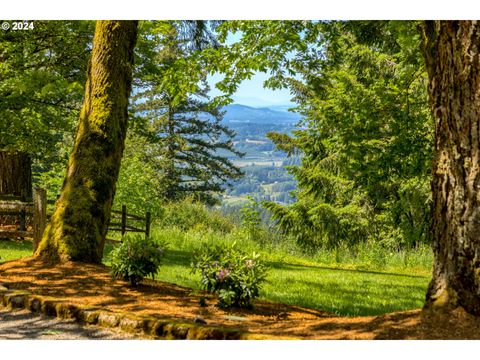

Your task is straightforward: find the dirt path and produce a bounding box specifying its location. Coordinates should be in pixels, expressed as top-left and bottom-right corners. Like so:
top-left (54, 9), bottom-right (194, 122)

top-left (0, 308), bottom-right (138, 340)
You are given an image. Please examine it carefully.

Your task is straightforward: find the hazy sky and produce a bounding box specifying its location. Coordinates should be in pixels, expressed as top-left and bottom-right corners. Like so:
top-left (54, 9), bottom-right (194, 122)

top-left (207, 30), bottom-right (294, 108)
top-left (208, 72), bottom-right (294, 108)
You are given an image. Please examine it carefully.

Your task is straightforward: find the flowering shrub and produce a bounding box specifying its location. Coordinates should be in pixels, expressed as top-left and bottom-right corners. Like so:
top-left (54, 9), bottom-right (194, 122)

top-left (191, 242), bottom-right (267, 308)
top-left (110, 235), bottom-right (166, 286)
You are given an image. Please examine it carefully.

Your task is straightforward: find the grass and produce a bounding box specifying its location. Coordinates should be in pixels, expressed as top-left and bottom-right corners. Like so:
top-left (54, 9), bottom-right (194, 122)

top-left (0, 239), bottom-right (33, 263)
top-left (0, 228), bottom-right (433, 317)
top-left (261, 262), bottom-right (428, 316)
top-left (157, 248), bottom-right (430, 316)
top-left (114, 227), bottom-right (432, 317)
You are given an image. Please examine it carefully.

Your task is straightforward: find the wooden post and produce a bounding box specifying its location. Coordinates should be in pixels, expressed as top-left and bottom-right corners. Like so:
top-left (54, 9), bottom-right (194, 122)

top-left (19, 209), bottom-right (26, 232)
top-left (32, 188), bottom-right (47, 253)
top-left (121, 204), bottom-right (127, 240)
top-left (145, 211), bottom-right (151, 238)
top-left (19, 195), bottom-right (26, 233)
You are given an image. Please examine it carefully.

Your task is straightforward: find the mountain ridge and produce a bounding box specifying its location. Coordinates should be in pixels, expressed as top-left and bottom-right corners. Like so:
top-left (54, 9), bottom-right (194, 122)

top-left (222, 103), bottom-right (301, 124)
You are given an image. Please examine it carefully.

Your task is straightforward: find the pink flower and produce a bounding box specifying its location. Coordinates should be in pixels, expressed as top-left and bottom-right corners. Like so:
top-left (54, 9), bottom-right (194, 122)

top-left (217, 268), bottom-right (230, 282)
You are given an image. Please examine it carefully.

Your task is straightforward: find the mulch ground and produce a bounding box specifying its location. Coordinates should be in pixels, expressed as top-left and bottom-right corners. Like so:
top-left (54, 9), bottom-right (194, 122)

top-left (1, 257), bottom-right (479, 340)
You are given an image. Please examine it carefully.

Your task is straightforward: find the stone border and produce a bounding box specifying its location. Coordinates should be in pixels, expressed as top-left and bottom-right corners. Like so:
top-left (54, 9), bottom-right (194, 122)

top-left (0, 284), bottom-right (289, 340)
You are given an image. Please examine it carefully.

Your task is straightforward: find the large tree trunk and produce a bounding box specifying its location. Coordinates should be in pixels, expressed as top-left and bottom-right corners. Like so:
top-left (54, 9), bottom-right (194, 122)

top-left (35, 21), bottom-right (138, 263)
top-left (421, 21), bottom-right (480, 315)
top-left (0, 151), bottom-right (32, 199)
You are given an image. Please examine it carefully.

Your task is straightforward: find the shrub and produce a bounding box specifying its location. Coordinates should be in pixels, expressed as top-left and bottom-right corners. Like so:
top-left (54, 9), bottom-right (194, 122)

top-left (110, 235), bottom-right (166, 286)
top-left (191, 242), bottom-right (267, 308)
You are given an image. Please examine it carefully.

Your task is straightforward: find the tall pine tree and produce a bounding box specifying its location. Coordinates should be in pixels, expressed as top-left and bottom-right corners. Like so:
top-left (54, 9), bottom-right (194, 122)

top-left (129, 22), bottom-right (242, 205)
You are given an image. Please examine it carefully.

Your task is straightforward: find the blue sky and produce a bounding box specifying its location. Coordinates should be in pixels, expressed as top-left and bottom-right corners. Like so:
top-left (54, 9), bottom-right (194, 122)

top-left (207, 31), bottom-right (294, 108)
top-left (208, 72), bottom-right (294, 108)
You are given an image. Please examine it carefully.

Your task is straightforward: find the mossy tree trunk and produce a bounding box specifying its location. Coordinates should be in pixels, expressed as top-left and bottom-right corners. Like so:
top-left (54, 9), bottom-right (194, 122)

top-left (421, 21), bottom-right (480, 315)
top-left (35, 21), bottom-right (138, 263)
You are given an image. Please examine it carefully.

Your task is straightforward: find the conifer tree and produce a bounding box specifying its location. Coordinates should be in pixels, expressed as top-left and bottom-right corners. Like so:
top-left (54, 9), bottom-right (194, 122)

top-left (237, 21), bottom-right (433, 250)
top-left (131, 22), bottom-right (242, 205)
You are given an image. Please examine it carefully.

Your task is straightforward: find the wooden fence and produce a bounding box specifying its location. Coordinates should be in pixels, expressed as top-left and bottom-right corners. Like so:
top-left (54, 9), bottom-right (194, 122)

top-left (0, 188), bottom-right (47, 251)
top-left (107, 205), bottom-right (151, 242)
top-left (0, 190), bottom-right (151, 248)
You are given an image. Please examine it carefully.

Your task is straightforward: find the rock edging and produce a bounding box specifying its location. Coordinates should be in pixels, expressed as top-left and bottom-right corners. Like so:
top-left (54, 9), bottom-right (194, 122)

top-left (0, 284), bottom-right (284, 340)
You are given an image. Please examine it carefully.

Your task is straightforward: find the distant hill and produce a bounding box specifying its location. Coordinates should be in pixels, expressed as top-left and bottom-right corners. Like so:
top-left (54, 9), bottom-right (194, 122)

top-left (222, 104), bottom-right (301, 124)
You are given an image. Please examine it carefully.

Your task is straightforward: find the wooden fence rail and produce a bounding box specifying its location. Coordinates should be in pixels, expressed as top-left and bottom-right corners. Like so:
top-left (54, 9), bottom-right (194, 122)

top-left (108, 205), bottom-right (151, 242)
top-left (1, 190), bottom-right (151, 248)
top-left (0, 195), bottom-right (32, 202)
top-left (0, 188), bottom-right (47, 251)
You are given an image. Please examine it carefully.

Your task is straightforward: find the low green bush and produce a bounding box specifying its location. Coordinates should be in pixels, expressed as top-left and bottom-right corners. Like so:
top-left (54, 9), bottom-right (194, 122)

top-left (110, 235), bottom-right (166, 286)
top-left (191, 242), bottom-right (267, 308)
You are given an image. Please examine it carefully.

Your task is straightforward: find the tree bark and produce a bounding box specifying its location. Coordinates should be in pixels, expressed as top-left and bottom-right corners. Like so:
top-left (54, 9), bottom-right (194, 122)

top-left (35, 21), bottom-right (138, 263)
top-left (0, 151), bottom-right (32, 199)
top-left (421, 21), bottom-right (480, 315)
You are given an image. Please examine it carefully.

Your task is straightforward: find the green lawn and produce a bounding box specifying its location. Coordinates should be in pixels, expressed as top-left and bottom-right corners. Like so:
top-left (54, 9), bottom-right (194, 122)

top-left (0, 239), bottom-right (33, 262)
top-left (0, 232), bottom-right (432, 317)
top-left (109, 227), bottom-right (432, 316)
top-left (153, 248), bottom-right (430, 317)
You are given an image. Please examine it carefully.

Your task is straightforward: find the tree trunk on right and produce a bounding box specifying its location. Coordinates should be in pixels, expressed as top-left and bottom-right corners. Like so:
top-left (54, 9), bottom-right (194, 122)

top-left (421, 21), bottom-right (480, 315)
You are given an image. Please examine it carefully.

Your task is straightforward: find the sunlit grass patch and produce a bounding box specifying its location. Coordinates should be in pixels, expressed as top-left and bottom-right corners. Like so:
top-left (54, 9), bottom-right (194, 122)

top-left (0, 239), bottom-right (33, 262)
top-left (1, 228), bottom-right (432, 317)
top-left (146, 227), bottom-right (432, 316)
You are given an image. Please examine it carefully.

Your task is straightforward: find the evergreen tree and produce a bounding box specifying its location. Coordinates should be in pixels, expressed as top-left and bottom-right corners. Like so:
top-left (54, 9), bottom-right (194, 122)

top-left (129, 22), bottom-right (243, 205)
top-left (135, 93), bottom-right (243, 205)
top-left (216, 21), bottom-right (433, 250)
top-left (265, 22), bottom-right (432, 250)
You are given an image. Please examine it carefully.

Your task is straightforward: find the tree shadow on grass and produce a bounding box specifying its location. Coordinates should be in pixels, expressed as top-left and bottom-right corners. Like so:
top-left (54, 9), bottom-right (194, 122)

top-left (162, 248), bottom-right (193, 267)
top-left (267, 260), bottom-right (430, 279)
top-left (272, 277), bottom-right (427, 317)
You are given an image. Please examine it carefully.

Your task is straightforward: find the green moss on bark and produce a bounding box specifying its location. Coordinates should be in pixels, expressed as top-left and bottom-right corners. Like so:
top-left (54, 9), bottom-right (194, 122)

top-left (35, 21), bottom-right (138, 263)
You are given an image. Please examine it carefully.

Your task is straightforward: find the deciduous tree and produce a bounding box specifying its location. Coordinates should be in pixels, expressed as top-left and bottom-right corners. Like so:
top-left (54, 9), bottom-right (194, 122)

top-left (0, 151), bottom-right (32, 199)
top-left (0, 21), bottom-right (94, 196)
top-left (35, 20), bottom-right (138, 263)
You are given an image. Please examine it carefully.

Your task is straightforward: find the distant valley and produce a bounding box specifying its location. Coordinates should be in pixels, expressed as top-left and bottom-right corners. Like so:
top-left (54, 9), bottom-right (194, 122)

top-left (219, 104), bottom-right (301, 208)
